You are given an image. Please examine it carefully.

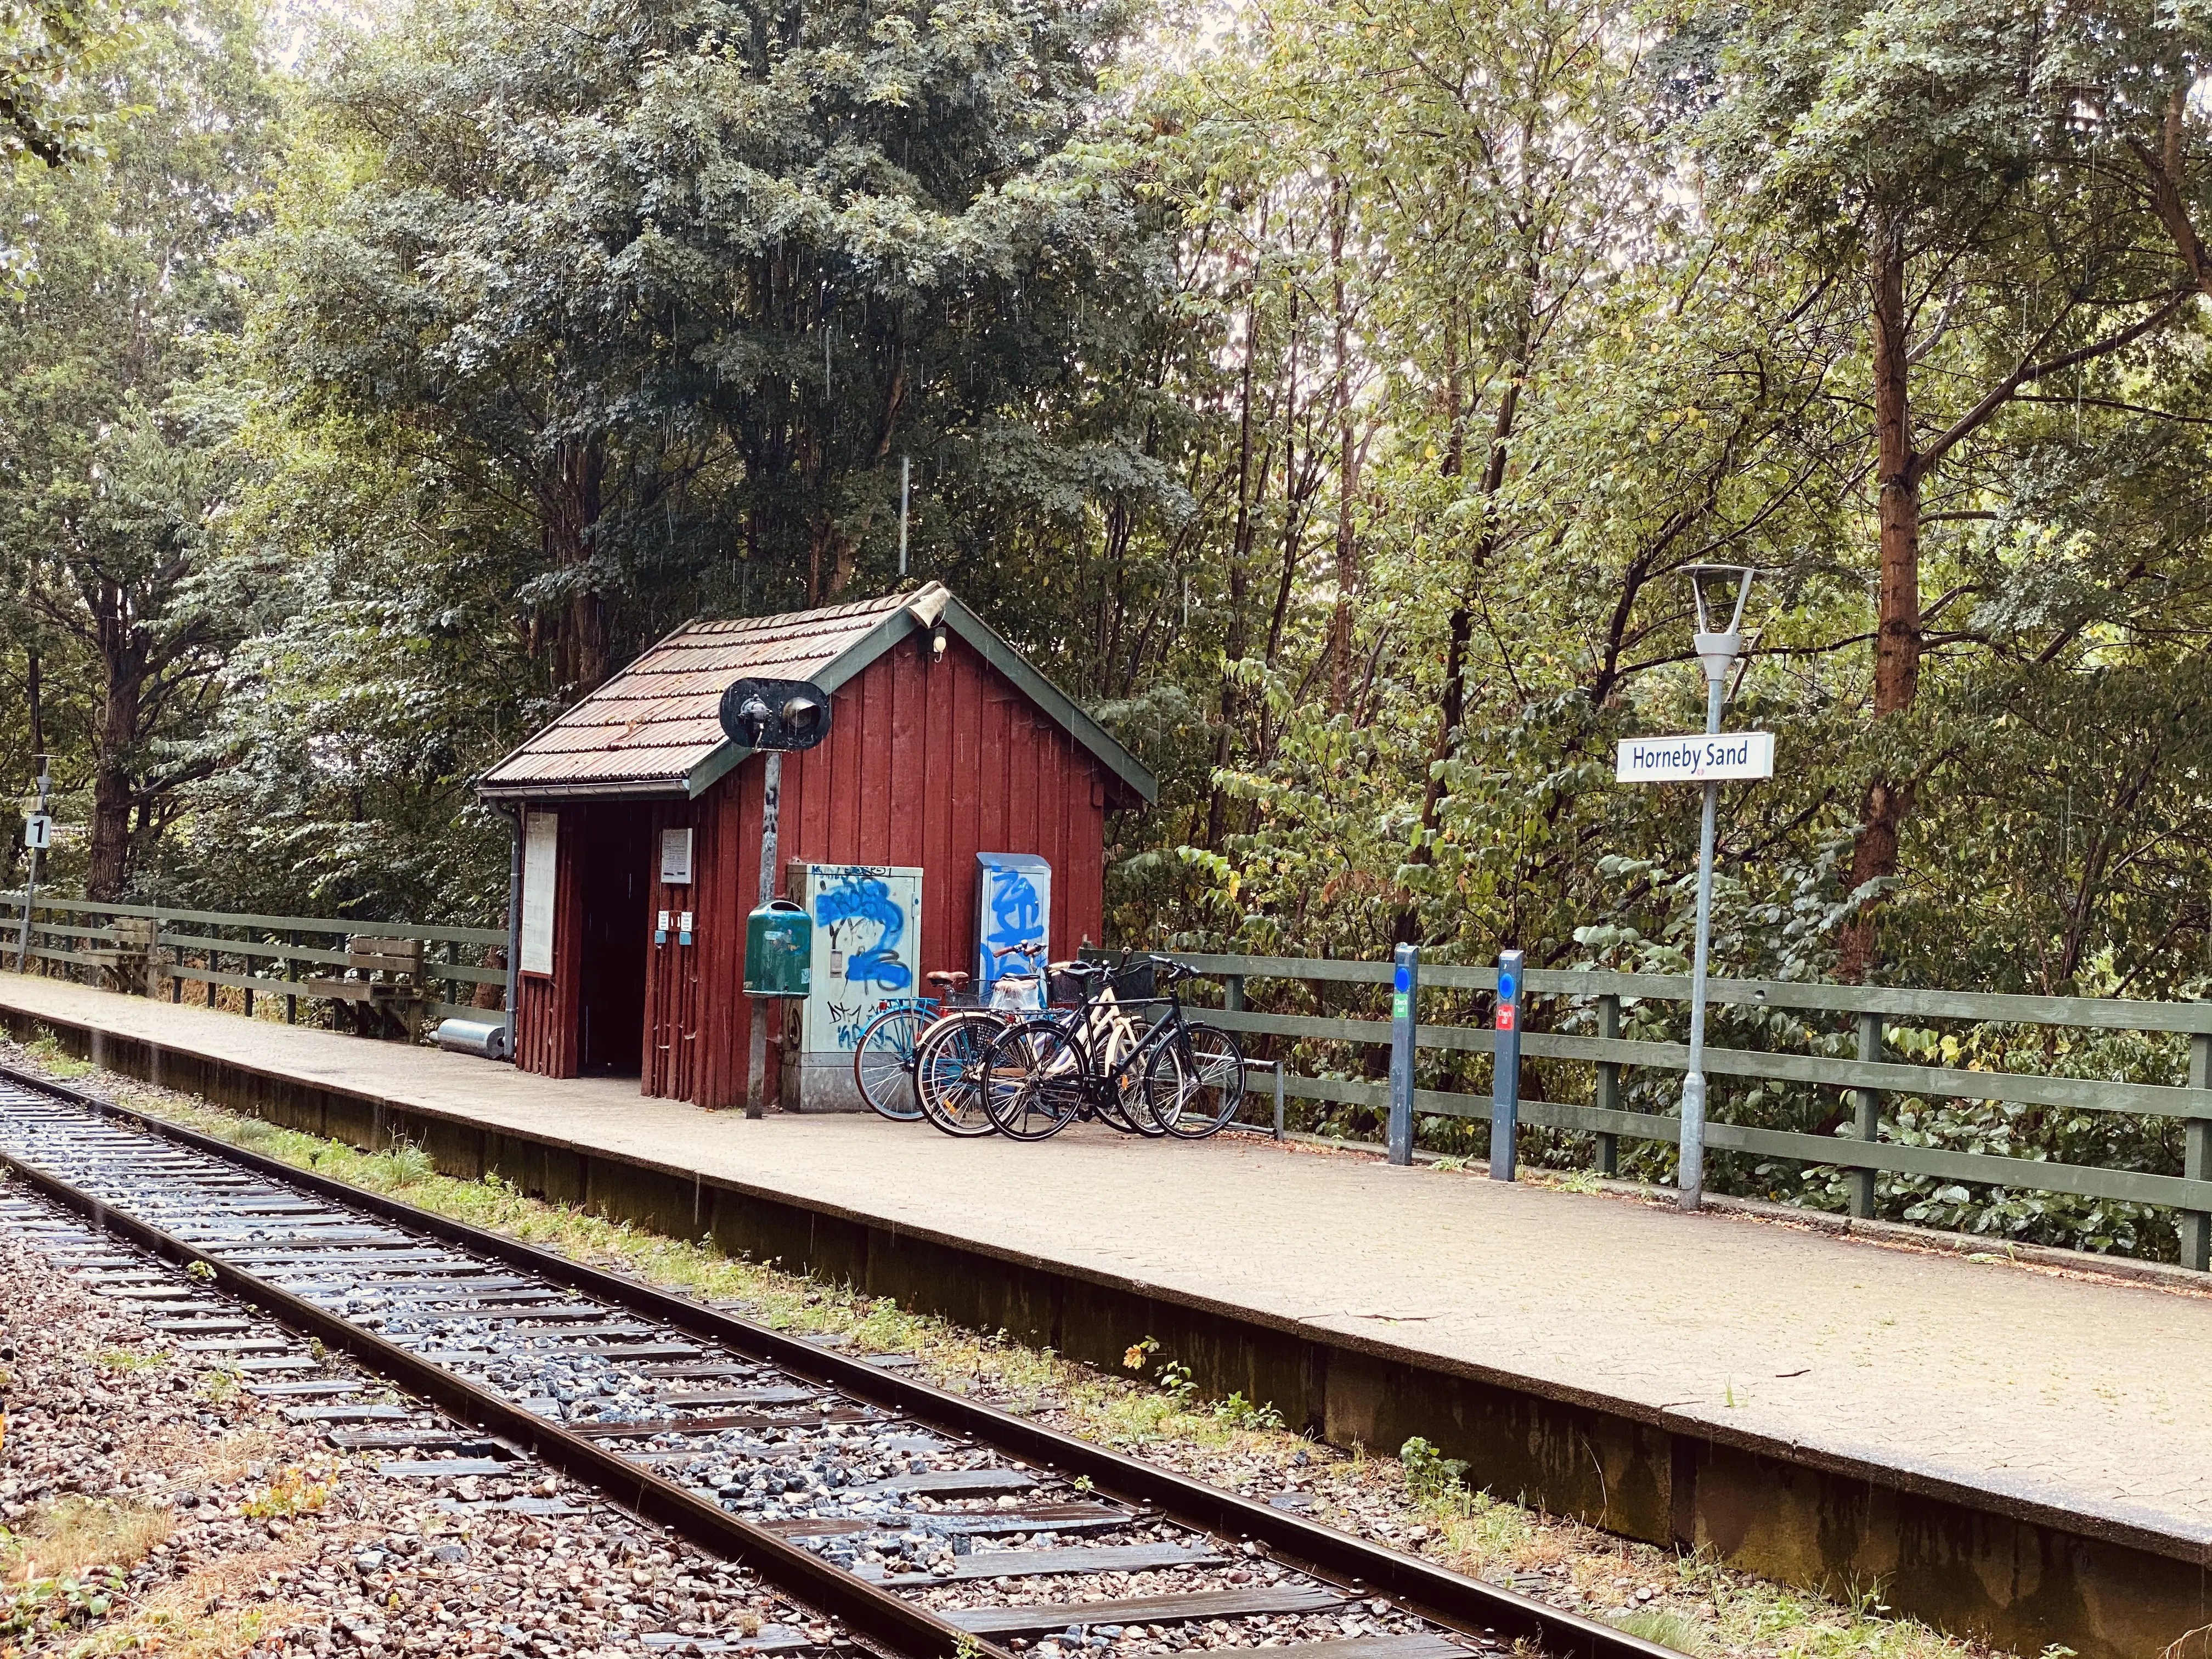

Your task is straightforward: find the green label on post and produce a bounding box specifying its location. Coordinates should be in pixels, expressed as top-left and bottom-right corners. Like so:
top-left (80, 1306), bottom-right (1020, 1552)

top-left (1392, 992), bottom-right (1410, 1020)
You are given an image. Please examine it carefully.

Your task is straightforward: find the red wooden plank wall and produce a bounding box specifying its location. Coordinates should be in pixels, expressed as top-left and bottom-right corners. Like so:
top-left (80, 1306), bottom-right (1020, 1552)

top-left (520, 630), bottom-right (1115, 1106)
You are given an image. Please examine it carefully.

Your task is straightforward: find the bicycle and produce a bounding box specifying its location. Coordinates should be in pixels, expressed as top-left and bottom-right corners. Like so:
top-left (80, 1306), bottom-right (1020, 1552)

top-left (978, 955), bottom-right (1245, 1141)
top-left (851, 975), bottom-right (967, 1122)
top-left (908, 943), bottom-right (1052, 1137)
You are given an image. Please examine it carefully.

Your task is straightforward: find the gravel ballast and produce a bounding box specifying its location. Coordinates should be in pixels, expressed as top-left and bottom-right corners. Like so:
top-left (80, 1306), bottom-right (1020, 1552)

top-left (0, 1207), bottom-right (816, 1658)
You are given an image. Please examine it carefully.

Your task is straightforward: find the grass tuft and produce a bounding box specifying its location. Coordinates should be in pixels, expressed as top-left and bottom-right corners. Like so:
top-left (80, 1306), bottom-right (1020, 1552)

top-left (4, 1496), bottom-right (173, 1584)
top-left (1609, 1607), bottom-right (1707, 1651)
top-left (241, 1467), bottom-right (329, 1520)
top-left (93, 1347), bottom-right (166, 1372)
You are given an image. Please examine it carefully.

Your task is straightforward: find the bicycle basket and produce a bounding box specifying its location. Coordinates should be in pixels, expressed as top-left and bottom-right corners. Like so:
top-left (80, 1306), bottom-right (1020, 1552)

top-left (1110, 959), bottom-right (1156, 1001)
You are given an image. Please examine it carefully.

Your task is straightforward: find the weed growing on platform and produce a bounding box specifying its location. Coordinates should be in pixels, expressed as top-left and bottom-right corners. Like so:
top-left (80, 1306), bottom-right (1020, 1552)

top-left (43, 1060), bottom-right (2013, 1659)
top-left (20, 1030), bottom-right (93, 1080)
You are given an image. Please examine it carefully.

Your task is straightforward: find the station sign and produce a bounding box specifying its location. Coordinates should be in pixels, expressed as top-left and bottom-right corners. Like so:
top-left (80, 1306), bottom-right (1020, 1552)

top-left (1615, 732), bottom-right (1775, 783)
top-left (22, 813), bottom-right (50, 850)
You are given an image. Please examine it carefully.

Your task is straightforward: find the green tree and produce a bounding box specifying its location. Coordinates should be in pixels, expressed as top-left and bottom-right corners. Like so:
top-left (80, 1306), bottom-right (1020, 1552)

top-left (253, 0), bottom-right (1178, 695)
top-left (0, 0), bottom-right (283, 899)
top-left (1688, 0), bottom-right (2205, 976)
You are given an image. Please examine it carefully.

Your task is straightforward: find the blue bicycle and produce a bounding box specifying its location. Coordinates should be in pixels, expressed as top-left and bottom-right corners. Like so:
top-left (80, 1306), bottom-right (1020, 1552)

top-left (851, 973), bottom-right (967, 1122)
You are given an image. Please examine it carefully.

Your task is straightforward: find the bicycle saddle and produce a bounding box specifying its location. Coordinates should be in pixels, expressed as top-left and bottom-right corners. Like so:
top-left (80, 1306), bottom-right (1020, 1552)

top-left (925, 970), bottom-right (970, 989)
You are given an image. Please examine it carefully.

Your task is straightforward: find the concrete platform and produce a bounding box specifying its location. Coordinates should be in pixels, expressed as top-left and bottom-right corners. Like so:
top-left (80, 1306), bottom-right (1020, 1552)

top-left (3, 968), bottom-right (2208, 1658)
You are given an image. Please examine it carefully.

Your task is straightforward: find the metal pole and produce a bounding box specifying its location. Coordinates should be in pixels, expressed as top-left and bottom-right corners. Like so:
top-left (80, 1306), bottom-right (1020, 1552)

top-left (1679, 671), bottom-right (1725, 1210)
top-left (746, 751), bottom-right (784, 1120)
top-left (899, 456), bottom-right (911, 578)
top-left (1489, 949), bottom-right (1524, 1181)
top-left (1386, 943), bottom-right (1418, 1165)
top-left (15, 758), bottom-right (49, 973)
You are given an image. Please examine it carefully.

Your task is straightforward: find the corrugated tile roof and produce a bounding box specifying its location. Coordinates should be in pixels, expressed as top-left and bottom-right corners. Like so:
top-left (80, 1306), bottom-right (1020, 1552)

top-left (479, 590), bottom-right (917, 794)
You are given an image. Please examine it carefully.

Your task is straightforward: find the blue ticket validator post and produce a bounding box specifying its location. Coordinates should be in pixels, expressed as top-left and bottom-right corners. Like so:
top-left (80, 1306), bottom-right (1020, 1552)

top-left (1489, 949), bottom-right (1525, 1180)
top-left (1386, 943), bottom-right (1419, 1165)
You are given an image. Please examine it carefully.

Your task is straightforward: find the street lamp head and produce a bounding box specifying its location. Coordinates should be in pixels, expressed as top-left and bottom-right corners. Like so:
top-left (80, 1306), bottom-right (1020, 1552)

top-left (1683, 565), bottom-right (1758, 686)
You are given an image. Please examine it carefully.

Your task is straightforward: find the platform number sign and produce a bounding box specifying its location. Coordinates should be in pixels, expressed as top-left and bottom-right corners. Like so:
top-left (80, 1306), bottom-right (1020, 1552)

top-left (22, 814), bottom-right (50, 851)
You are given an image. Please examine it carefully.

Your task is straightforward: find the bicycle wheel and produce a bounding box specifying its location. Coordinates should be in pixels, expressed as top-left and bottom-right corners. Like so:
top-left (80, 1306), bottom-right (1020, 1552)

top-left (1096, 1044), bottom-right (1167, 1136)
top-left (981, 1019), bottom-right (1086, 1142)
top-left (913, 1011), bottom-right (1003, 1138)
top-left (1145, 1023), bottom-right (1245, 1139)
top-left (852, 1006), bottom-right (927, 1122)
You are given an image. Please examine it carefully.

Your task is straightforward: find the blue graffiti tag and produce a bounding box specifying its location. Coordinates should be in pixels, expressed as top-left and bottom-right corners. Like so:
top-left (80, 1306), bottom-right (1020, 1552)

top-left (983, 868), bottom-right (1044, 987)
top-left (816, 874), bottom-right (912, 992)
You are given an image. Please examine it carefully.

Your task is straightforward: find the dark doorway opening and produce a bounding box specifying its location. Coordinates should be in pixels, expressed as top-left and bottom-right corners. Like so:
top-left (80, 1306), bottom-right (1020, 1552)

top-left (574, 806), bottom-right (652, 1076)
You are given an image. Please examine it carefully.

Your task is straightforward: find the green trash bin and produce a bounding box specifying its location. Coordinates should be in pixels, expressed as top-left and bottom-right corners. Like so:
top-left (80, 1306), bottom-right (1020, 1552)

top-left (744, 899), bottom-right (812, 997)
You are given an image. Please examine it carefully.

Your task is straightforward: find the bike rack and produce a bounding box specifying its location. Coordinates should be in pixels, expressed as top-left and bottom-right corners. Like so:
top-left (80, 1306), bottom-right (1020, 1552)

top-left (1218, 1057), bottom-right (1286, 1141)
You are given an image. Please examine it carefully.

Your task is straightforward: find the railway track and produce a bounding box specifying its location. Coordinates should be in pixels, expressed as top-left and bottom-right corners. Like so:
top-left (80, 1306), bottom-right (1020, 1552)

top-left (0, 1062), bottom-right (1677, 1659)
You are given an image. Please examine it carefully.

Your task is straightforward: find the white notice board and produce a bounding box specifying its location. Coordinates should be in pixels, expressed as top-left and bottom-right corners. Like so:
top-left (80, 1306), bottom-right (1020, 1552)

top-left (521, 810), bottom-right (558, 975)
top-left (660, 827), bottom-right (694, 885)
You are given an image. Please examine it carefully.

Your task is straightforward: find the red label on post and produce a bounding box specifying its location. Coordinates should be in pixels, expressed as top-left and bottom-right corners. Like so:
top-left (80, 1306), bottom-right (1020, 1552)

top-left (1496, 1006), bottom-right (1516, 1032)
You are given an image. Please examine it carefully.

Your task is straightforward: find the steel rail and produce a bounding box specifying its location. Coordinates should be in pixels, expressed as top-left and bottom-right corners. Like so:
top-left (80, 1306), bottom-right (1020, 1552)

top-left (0, 1059), bottom-right (1679, 1659)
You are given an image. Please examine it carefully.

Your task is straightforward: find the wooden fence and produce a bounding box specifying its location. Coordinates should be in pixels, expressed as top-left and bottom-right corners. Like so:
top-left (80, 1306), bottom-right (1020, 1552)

top-left (9, 893), bottom-right (2210, 1267)
top-left (1155, 950), bottom-right (2212, 1269)
top-left (2, 892), bottom-right (506, 1028)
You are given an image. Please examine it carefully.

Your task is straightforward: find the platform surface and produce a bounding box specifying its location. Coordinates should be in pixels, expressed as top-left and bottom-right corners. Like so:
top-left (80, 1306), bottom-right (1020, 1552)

top-left (6, 968), bottom-right (2210, 1552)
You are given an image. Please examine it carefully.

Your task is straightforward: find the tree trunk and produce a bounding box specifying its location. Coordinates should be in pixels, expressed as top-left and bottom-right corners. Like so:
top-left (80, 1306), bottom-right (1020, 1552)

top-left (25, 651), bottom-right (42, 761)
top-left (86, 585), bottom-right (145, 902)
top-left (1205, 275), bottom-right (1263, 850)
top-left (547, 438), bottom-right (611, 689)
top-left (1328, 180), bottom-right (1359, 710)
top-left (568, 589), bottom-right (611, 692)
top-left (1840, 215), bottom-right (1922, 980)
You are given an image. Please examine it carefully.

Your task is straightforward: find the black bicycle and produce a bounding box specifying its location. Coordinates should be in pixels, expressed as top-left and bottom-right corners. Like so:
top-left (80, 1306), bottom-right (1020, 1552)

top-left (977, 955), bottom-right (1245, 1142)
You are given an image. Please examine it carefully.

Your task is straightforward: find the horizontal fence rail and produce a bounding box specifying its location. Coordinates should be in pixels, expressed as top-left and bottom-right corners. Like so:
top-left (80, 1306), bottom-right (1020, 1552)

top-left (1142, 950), bottom-right (2212, 1270)
top-left (3, 891), bottom-right (506, 1031)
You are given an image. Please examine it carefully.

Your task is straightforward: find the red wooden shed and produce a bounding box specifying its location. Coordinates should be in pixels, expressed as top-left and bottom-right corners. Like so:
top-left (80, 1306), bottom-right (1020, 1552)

top-left (475, 584), bottom-right (1156, 1109)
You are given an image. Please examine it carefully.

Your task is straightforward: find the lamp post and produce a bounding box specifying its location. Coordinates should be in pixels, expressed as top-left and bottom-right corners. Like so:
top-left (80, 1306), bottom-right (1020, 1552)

top-left (1675, 566), bottom-right (1756, 1211)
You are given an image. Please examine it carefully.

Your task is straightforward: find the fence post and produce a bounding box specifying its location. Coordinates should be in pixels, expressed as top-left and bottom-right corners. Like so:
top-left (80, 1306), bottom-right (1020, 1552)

top-left (1224, 973), bottom-right (1244, 1014)
top-left (2183, 1033), bottom-right (2211, 1272)
top-left (1386, 943), bottom-right (1418, 1165)
top-left (1489, 950), bottom-right (1525, 1181)
top-left (1851, 1012), bottom-right (1882, 1220)
top-left (1272, 1059), bottom-right (1285, 1141)
top-left (1595, 992), bottom-right (1621, 1177)
top-left (285, 929), bottom-right (298, 1025)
